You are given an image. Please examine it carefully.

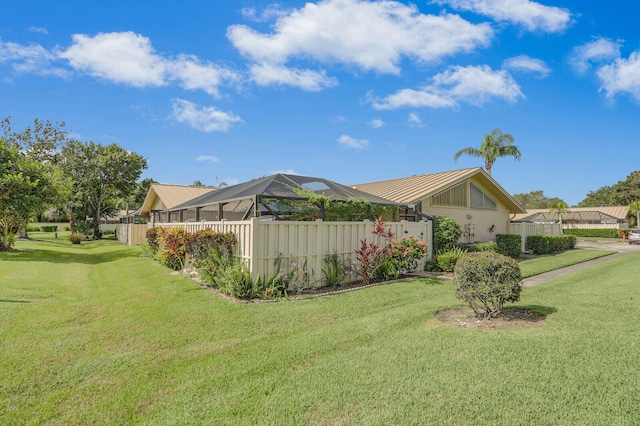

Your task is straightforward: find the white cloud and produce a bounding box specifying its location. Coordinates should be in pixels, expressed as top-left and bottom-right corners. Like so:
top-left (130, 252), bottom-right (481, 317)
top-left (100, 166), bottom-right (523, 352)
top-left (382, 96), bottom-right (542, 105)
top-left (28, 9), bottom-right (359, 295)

top-left (241, 4), bottom-right (290, 22)
top-left (172, 99), bottom-right (243, 132)
top-left (407, 113), bottom-right (423, 127)
top-left (597, 51), bottom-right (640, 102)
top-left (228, 0), bottom-right (492, 90)
top-left (249, 62), bottom-right (337, 91)
top-left (28, 26), bottom-right (48, 34)
top-left (370, 88), bottom-right (457, 109)
top-left (571, 37), bottom-right (622, 74)
top-left (196, 155), bottom-right (221, 163)
top-left (59, 32), bottom-right (166, 87)
top-left (369, 119), bottom-right (384, 129)
top-left (433, 0), bottom-right (572, 33)
top-left (372, 64), bottom-right (523, 109)
top-left (58, 31), bottom-right (239, 96)
top-left (503, 55), bottom-right (550, 78)
top-left (337, 134), bottom-right (369, 149)
top-left (0, 39), bottom-right (68, 77)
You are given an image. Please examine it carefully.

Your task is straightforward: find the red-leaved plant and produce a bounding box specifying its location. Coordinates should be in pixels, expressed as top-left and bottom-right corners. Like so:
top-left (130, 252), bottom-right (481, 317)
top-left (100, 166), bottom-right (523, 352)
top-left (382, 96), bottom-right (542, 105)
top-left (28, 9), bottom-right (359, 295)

top-left (355, 217), bottom-right (395, 285)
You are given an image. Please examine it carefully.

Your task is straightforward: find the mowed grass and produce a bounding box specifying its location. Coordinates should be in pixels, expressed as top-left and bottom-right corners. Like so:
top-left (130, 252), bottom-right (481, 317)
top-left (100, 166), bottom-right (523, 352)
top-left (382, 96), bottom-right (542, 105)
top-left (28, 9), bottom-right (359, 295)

top-left (519, 249), bottom-right (615, 278)
top-left (1, 238), bottom-right (639, 425)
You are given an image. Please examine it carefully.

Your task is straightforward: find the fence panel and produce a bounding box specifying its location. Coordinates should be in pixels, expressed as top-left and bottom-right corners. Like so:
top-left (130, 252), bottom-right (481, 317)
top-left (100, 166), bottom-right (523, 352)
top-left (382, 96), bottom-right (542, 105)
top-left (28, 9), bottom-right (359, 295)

top-left (509, 223), bottom-right (563, 252)
top-left (149, 219), bottom-right (430, 278)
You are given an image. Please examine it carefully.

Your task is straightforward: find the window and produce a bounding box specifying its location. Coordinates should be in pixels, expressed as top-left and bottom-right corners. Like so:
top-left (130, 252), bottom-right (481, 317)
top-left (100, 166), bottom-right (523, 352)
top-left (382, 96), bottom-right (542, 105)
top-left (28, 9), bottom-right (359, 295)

top-left (431, 182), bottom-right (468, 207)
top-left (470, 183), bottom-right (497, 209)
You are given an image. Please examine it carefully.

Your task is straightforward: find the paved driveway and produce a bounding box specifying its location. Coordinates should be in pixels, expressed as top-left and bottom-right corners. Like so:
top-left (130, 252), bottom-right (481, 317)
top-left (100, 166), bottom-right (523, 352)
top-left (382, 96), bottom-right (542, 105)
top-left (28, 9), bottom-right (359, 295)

top-left (575, 240), bottom-right (640, 253)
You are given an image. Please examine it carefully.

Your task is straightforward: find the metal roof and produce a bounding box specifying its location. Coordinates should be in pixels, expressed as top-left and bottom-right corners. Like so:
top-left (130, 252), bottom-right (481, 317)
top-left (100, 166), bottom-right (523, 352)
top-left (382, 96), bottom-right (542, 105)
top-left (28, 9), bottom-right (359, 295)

top-left (169, 173), bottom-right (399, 211)
top-left (140, 184), bottom-right (215, 215)
top-left (352, 167), bottom-right (525, 213)
top-left (511, 206), bottom-right (630, 222)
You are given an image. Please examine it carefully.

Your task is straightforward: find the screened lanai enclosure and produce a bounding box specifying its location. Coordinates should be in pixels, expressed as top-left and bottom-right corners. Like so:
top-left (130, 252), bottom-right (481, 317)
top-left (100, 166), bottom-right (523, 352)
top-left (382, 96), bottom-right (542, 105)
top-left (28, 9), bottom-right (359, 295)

top-left (153, 174), bottom-right (401, 224)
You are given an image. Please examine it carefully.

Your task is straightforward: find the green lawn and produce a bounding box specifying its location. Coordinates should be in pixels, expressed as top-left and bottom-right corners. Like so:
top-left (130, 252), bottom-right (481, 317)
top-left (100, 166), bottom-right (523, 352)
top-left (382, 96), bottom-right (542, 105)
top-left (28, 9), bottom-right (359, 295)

top-left (1, 238), bottom-right (639, 424)
top-left (519, 249), bottom-right (615, 278)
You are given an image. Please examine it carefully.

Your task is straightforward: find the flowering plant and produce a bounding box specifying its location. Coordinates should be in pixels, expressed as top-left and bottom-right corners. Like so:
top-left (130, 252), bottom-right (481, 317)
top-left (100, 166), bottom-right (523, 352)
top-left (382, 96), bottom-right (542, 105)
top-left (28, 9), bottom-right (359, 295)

top-left (388, 235), bottom-right (428, 273)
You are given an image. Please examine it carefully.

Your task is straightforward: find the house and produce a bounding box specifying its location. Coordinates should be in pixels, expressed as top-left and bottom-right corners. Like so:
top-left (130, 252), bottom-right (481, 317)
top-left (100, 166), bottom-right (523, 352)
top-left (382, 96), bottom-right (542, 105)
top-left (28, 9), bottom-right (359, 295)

top-left (128, 184), bottom-right (217, 224)
top-left (511, 206), bottom-right (631, 229)
top-left (352, 167), bottom-right (526, 243)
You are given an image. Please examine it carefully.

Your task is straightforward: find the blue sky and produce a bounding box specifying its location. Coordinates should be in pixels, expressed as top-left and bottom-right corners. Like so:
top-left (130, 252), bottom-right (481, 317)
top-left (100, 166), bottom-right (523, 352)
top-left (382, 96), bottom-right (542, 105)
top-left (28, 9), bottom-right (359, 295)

top-left (2, 0), bottom-right (639, 206)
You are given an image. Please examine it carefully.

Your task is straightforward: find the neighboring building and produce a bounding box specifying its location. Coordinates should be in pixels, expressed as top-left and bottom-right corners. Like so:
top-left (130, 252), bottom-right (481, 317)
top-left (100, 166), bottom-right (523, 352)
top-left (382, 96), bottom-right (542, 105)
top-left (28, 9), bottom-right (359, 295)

top-left (122, 184), bottom-right (216, 224)
top-left (160, 173), bottom-right (400, 222)
top-left (511, 206), bottom-right (630, 228)
top-left (352, 167), bottom-right (525, 243)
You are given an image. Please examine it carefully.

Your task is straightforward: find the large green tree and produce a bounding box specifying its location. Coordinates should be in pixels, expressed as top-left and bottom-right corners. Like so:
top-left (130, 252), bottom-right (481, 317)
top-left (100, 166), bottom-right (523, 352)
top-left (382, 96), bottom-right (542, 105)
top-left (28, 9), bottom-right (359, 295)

top-left (512, 190), bottom-right (567, 209)
top-left (2, 117), bottom-right (68, 164)
top-left (454, 128), bottom-right (521, 176)
top-left (0, 138), bottom-right (61, 250)
top-left (60, 141), bottom-right (147, 238)
top-left (579, 171), bottom-right (640, 207)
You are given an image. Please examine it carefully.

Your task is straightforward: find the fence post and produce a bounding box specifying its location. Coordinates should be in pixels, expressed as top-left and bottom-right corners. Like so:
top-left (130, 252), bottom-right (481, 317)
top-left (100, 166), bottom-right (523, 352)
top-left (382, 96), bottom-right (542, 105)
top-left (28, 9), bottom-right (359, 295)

top-left (249, 217), bottom-right (260, 278)
top-left (315, 219), bottom-right (324, 279)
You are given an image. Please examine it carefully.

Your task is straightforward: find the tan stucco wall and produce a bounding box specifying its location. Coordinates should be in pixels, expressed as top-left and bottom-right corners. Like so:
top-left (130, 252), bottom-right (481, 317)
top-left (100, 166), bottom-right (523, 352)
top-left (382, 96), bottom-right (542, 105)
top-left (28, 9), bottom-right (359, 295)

top-left (421, 177), bottom-right (513, 243)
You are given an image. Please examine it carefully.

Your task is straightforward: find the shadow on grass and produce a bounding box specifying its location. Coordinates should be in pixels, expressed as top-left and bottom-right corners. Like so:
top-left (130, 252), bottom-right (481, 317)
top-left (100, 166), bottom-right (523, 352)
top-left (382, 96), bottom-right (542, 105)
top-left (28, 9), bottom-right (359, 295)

top-left (516, 304), bottom-right (558, 317)
top-left (0, 299), bottom-right (32, 303)
top-left (1, 244), bottom-right (137, 265)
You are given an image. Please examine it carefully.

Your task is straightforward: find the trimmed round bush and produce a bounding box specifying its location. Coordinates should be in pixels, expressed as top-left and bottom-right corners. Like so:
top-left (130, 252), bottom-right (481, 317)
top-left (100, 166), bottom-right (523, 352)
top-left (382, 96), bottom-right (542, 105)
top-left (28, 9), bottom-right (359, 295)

top-left (453, 251), bottom-right (522, 318)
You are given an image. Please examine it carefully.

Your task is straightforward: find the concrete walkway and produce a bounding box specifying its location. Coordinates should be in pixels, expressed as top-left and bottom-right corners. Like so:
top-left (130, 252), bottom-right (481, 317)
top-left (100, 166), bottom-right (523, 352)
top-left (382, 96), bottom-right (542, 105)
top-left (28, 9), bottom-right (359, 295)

top-left (521, 240), bottom-right (639, 287)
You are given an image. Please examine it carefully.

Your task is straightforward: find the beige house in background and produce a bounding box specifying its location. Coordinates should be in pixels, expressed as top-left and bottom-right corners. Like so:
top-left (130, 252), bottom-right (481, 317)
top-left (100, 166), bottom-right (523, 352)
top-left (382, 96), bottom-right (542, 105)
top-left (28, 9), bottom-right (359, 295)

top-left (511, 206), bottom-right (631, 228)
top-left (122, 184), bottom-right (215, 224)
top-left (353, 167), bottom-right (526, 243)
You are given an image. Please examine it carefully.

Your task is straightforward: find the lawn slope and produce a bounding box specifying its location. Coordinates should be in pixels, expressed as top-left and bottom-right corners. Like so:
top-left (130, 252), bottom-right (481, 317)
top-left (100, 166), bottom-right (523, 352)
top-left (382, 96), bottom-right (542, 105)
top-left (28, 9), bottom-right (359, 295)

top-left (1, 239), bottom-right (639, 424)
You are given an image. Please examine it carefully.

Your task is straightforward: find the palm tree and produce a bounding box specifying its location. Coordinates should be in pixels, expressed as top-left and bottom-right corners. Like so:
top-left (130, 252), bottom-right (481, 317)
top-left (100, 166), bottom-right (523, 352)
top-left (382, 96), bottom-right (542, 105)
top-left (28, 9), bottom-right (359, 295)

top-left (549, 201), bottom-right (570, 225)
top-left (454, 128), bottom-right (521, 175)
top-left (629, 200), bottom-right (640, 227)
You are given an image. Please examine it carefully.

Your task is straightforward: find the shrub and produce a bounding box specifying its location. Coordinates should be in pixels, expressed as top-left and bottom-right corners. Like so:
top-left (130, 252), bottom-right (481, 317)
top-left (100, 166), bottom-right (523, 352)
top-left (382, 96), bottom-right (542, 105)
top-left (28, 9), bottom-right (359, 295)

top-left (562, 228), bottom-right (618, 239)
top-left (495, 234), bottom-right (521, 258)
top-left (433, 216), bottom-right (462, 252)
top-left (156, 227), bottom-right (186, 270)
top-left (454, 251), bottom-right (523, 318)
top-left (435, 246), bottom-right (468, 273)
top-left (68, 232), bottom-right (84, 244)
top-left (199, 250), bottom-right (262, 299)
top-left (526, 235), bottom-right (576, 254)
top-left (526, 235), bottom-right (553, 254)
top-left (41, 225), bottom-right (58, 232)
top-left (27, 226), bottom-right (41, 232)
top-left (388, 235), bottom-right (428, 274)
top-left (460, 241), bottom-right (497, 252)
top-left (423, 259), bottom-right (442, 272)
top-left (146, 227), bottom-right (162, 253)
top-left (64, 225), bottom-right (71, 231)
top-left (275, 255), bottom-right (317, 293)
top-left (322, 252), bottom-right (357, 287)
top-left (356, 217), bottom-right (394, 285)
top-left (184, 229), bottom-right (236, 267)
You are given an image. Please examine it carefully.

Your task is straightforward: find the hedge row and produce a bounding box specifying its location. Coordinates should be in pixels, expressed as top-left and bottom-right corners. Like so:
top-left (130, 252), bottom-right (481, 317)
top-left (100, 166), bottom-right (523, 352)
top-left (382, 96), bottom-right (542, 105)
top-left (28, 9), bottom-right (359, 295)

top-left (495, 234), bottom-right (521, 258)
top-left (562, 228), bottom-right (618, 238)
top-left (526, 235), bottom-right (577, 254)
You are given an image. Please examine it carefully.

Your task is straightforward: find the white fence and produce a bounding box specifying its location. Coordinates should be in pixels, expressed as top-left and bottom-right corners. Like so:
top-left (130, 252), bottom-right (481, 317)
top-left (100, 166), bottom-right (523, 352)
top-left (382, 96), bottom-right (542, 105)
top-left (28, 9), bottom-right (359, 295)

top-left (117, 218), bottom-right (432, 278)
top-left (509, 222), bottom-right (563, 252)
